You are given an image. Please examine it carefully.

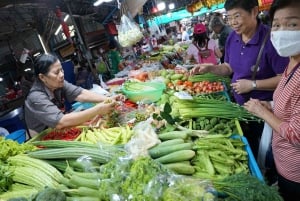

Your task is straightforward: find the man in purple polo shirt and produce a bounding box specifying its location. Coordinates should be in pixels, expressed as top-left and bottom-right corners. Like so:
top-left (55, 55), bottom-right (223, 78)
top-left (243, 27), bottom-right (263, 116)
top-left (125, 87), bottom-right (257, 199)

top-left (190, 0), bottom-right (289, 162)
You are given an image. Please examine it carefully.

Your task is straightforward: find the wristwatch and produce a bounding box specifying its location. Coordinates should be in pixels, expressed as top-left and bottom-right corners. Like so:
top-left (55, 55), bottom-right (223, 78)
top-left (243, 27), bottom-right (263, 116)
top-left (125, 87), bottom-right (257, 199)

top-left (252, 80), bottom-right (257, 90)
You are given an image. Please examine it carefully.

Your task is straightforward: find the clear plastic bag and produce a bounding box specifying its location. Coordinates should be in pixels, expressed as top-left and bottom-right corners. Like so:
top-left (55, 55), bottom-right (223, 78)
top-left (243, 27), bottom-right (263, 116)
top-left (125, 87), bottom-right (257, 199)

top-left (118, 14), bottom-right (143, 47)
top-left (162, 175), bottom-right (217, 201)
top-left (125, 118), bottom-right (161, 159)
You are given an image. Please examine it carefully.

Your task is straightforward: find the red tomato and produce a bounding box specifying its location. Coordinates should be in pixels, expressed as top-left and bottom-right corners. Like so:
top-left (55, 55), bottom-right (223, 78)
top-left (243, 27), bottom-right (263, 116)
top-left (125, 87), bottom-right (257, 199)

top-left (177, 80), bottom-right (184, 85)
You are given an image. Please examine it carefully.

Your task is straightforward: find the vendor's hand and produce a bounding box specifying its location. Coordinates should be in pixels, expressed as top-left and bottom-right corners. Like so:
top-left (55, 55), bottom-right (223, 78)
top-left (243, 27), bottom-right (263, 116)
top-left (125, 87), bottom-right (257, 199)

top-left (110, 94), bottom-right (126, 102)
top-left (230, 79), bottom-right (253, 94)
top-left (190, 64), bottom-right (210, 75)
top-left (98, 100), bottom-right (116, 115)
top-left (244, 98), bottom-right (267, 118)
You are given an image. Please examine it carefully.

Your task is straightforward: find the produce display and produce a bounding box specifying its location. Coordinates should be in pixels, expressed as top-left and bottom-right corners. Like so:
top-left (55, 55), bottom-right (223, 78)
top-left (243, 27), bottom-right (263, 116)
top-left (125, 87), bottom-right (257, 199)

top-left (77, 126), bottom-right (133, 145)
top-left (0, 43), bottom-right (283, 201)
top-left (41, 128), bottom-right (82, 141)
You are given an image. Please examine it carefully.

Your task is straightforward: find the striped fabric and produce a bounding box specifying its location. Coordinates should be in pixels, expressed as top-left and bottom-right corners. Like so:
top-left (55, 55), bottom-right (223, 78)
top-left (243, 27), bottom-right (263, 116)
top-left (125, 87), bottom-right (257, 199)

top-left (272, 64), bottom-right (300, 183)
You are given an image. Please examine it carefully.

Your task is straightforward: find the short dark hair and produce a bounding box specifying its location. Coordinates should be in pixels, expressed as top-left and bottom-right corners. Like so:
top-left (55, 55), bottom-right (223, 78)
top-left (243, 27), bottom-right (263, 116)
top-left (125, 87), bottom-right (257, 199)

top-left (269, 0), bottom-right (300, 21)
top-left (34, 54), bottom-right (59, 77)
top-left (224, 0), bottom-right (258, 13)
top-left (209, 16), bottom-right (225, 30)
top-left (193, 33), bottom-right (209, 48)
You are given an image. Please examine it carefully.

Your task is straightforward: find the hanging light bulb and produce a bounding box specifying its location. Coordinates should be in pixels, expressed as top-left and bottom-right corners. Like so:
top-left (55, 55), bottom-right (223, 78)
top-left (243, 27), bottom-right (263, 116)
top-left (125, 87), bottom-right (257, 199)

top-left (168, 3), bottom-right (175, 10)
top-left (94, 0), bottom-right (113, 7)
top-left (157, 2), bottom-right (166, 11)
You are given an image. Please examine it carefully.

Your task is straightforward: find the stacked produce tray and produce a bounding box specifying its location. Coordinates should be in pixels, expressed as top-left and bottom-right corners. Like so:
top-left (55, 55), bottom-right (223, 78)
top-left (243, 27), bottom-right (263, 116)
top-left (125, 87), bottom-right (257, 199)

top-left (233, 135), bottom-right (264, 181)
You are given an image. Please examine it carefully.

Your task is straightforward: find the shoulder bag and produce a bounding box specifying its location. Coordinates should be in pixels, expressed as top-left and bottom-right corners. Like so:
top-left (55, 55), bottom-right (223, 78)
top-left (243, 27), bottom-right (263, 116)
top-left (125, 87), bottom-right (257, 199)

top-left (251, 31), bottom-right (270, 80)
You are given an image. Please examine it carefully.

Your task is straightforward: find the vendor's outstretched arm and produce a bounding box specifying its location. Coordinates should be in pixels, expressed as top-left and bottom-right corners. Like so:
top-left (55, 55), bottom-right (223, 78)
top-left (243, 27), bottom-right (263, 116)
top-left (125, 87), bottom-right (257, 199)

top-left (190, 62), bottom-right (232, 76)
top-left (75, 89), bottom-right (109, 103)
top-left (55, 101), bottom-right (115, 129)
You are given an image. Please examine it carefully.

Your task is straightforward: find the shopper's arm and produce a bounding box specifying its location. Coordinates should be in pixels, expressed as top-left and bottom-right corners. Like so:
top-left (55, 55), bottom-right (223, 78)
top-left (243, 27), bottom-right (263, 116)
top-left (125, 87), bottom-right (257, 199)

top-left (244, 99), bottom-right (282, 133)
top-left (231, 75), bottom-right (282, 94)
top-left (190, 62), bottom-right (232, 76)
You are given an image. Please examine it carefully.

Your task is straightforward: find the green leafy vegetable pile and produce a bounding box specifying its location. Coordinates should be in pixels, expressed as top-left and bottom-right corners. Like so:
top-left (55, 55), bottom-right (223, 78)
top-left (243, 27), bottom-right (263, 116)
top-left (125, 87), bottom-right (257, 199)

top-left (0, 162), bottom-right (13, 193)
top-left (0, 137), bottom-right (36, 162)
top-left (63, 156), bottom-right (217, 200)
top-left (213, 173), bottom-right (283, 201)
top-left (162, 176), bottom-right (216, 201)
top-left (96, 156), bottom-right (169, 201)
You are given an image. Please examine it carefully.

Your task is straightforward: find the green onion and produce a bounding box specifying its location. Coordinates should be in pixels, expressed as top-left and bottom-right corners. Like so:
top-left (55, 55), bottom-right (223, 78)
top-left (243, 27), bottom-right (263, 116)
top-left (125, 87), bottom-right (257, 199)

top-left (171, 97), bottom-right (260, 121)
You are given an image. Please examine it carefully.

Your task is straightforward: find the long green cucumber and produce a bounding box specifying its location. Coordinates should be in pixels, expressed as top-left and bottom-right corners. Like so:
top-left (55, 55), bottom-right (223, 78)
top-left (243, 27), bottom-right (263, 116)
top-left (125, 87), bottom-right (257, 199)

top-left (158, 131), bottom-right (191, 140)
top-left (156, 139), bottom-right (185, 147)
top-left (149, 143), bottom-right (193, 159)
top-left (164, 162), bottom-right (195, 175)
top-left (154, 150), bottom-right (195, 164)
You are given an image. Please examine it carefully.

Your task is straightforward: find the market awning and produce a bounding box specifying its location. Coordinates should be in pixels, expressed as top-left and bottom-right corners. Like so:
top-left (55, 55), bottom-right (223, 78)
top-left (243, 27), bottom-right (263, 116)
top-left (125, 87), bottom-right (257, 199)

top-left (148, 2), bottom-right (224, 26)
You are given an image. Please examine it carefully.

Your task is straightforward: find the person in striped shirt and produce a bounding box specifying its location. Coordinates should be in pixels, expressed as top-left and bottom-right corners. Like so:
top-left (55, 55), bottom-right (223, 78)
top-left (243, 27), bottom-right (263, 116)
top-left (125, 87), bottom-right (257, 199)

top-left (244, 0), bottom-right (300, 200)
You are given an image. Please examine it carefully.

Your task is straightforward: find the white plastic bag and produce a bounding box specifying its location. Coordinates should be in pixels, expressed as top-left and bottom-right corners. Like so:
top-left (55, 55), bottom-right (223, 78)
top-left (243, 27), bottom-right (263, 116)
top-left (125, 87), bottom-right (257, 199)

top-left (257, 101), bottom-right (274, 170)
top-left (257, 122), bottom-right (273, 170)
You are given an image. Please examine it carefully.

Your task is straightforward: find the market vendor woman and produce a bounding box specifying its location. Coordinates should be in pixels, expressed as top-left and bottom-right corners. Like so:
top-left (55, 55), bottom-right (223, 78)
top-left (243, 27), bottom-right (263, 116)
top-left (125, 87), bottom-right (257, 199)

top-left (24, 54), bottom-right (117, 136)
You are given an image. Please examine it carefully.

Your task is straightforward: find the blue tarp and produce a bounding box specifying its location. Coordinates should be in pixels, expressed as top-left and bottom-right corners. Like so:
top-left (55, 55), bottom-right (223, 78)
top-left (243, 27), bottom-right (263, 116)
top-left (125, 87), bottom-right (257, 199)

top-left (148, 3), bottom-right (224, 26)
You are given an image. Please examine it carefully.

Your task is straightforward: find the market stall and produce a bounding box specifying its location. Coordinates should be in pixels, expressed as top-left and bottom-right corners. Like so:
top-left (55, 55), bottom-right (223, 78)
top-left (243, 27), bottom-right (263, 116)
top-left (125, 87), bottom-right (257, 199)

top-left (0, 41), bottom-right (284, 201)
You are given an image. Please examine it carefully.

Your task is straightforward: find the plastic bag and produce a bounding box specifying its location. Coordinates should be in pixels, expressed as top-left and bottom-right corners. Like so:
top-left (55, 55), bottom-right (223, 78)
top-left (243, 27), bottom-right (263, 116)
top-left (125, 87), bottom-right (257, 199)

top-left (257, 121), bottom-right (273, 170)
top-left (118, 15), bottom-right (143, 47)
top-left (125, 118), bottom-right (161, 159)
top-left (162, 175), bottom-right (217, 201)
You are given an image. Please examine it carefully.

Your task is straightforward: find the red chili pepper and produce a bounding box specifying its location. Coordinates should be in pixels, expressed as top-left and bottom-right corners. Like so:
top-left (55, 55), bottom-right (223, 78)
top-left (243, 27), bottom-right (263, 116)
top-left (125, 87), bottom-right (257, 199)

top-left (42, 128), bottom-right (82, 141)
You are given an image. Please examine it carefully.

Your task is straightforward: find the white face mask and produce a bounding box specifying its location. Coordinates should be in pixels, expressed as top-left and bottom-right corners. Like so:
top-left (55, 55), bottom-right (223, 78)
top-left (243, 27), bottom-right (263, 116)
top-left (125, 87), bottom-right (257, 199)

top-left (270, 30), bottom-right (300, 57)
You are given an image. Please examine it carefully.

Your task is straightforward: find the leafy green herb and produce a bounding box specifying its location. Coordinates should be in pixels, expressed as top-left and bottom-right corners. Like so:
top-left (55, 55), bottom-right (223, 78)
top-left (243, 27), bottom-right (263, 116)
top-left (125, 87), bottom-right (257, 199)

top-left (213, 173), bottom-right (283, 201)
top-left (0, 163), bottom-right (13, 193)
top-left (0, 137), bottom-right (36, 162)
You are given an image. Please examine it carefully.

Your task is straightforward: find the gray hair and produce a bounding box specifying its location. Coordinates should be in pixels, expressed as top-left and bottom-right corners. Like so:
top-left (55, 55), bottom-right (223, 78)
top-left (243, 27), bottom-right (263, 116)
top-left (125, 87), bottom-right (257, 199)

top-left (209, 16), bottom-right (225, 31)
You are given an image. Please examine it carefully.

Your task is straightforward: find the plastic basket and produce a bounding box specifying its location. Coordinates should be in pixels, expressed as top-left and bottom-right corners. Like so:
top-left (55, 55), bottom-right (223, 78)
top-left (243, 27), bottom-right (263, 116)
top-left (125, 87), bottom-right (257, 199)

top-left (241, 136), bottom-right (264, 181)
top-left (0, 108), bottom-right (25, 133)
top-left (122, 82), bottom-right (166, 103)
top-left (232, 135), bottom-right (264, 181)
top-left (5, 129), bottom-right (26, 144)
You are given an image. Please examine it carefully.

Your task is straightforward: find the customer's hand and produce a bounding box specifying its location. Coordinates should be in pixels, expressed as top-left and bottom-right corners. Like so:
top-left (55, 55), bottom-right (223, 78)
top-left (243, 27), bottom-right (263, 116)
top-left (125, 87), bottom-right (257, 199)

top-left (244, 98), bottom-right (268, 118)
top-left (231, 79), bottom-right (253, 94)
top-left (190, 64), bottom-right (210, 75)
top-left (260, 101), bottom-right (273, 111)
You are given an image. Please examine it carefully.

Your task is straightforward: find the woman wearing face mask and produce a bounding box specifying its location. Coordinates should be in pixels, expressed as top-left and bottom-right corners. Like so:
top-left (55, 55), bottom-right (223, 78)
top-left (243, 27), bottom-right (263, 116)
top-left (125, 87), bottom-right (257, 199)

top-left (244, 0), bottom-right (300, 200)
top-left (190, 0), bottom-right (289, 161)
top-left (25, 54), bottom-right (118, 136)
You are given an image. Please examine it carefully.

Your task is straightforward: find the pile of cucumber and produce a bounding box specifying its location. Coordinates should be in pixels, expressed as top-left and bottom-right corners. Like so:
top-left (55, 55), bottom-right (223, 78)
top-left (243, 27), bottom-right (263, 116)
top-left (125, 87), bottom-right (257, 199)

top-left (148, 131), bottom-right (196, 175)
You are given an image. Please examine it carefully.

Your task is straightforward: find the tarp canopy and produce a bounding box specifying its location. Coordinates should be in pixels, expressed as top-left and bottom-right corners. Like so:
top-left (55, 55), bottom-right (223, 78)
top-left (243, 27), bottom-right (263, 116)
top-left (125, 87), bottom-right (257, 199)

top-left (148, 3), bottom-right (224, 26)
top-left (122, 0), bottom-right (148, 18)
